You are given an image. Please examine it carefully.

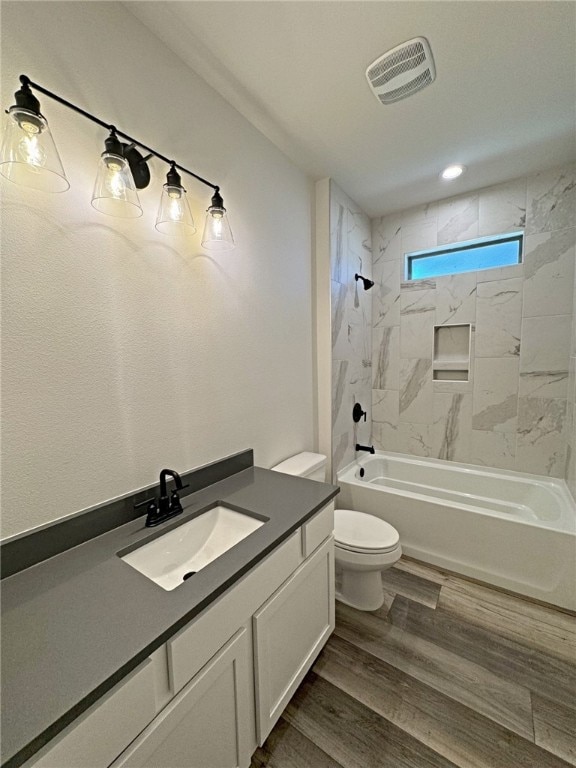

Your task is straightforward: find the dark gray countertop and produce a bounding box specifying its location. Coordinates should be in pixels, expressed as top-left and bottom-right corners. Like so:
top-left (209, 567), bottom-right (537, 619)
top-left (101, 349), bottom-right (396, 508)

top-left (1, 466), bottom-right (339, 768)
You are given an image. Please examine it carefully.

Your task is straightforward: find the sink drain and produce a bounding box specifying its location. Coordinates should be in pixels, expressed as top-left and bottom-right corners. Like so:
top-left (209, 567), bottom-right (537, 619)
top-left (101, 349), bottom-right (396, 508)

top-left (182, 571), bottom-right (196, 581)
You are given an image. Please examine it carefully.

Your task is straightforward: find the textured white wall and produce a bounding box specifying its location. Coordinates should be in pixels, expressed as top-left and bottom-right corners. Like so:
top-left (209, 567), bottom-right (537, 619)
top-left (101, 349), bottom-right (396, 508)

top-left (1, 2), bottom-right (315, 538)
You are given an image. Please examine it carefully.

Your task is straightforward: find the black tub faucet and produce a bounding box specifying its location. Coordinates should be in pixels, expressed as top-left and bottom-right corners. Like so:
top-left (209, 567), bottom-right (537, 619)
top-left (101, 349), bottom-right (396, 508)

top-left (355, 444), bottom-right (375, 454)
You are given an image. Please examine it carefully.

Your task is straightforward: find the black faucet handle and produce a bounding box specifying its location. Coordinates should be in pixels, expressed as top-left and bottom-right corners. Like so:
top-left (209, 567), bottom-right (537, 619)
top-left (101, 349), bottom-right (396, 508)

top-left (134, 497), bottom-right (166, 527)
top-left (169, 484), bottom-right (189, 501)
top-left (134, 496), bottom-right (158, 510)
top-left (170, 489), bottom-right (184, 515)
top-left (168, 484), bottom-right (189, 517)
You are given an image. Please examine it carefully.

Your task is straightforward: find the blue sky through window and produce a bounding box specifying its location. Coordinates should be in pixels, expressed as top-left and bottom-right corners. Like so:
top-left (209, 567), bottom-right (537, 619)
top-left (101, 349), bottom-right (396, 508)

top-left (407, 234), bottom-right (523, 281)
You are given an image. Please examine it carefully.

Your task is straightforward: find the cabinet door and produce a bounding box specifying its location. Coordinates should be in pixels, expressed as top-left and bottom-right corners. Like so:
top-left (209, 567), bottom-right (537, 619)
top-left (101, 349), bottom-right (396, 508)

top-left (111, 628), bottom-right (252, 768)
top-left (253, 537), bottom-right (334, 744)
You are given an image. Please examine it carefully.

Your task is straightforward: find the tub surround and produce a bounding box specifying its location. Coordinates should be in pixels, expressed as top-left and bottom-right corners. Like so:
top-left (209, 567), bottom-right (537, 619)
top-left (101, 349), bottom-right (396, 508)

top-left (567, 250), bottom-right (576, 501)
top-left (369, 163), bottom-right (576, 479)
top-left (0, 453), bottom-right (339, 768)
top-left (330, 181), bottom-right (373, 476)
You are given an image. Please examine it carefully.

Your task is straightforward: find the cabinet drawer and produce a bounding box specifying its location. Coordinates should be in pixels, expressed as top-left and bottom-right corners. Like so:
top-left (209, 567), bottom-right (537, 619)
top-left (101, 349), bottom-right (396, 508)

top-left (111, 629), bottom-right (252, 768)
top-left (253, 537), bottom-right (334, 744)
top-left (168, 531), bottom-right (302, 693)
top-left (24, 661), bottom-right (156, 768)
top-left (301, 502), bottom-right (334, 557)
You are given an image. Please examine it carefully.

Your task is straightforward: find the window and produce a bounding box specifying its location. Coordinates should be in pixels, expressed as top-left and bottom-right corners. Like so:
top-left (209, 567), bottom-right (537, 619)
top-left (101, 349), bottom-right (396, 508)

top-left (405, 231), bottom-right (523, 281)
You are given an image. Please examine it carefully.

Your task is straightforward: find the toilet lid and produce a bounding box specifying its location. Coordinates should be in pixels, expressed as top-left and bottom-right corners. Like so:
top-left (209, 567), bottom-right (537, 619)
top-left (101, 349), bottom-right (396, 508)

top-left (334, 509), bottom-right (400, 552)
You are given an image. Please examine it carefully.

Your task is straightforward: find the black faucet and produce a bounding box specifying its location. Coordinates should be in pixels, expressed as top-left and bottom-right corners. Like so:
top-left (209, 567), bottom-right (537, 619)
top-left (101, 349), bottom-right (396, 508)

top-left (159, 469), bottom-right (185, 516)
top-left (355, 444), bottom-right (375, 454)
top-left (134, 468), bottom-right (189, 527)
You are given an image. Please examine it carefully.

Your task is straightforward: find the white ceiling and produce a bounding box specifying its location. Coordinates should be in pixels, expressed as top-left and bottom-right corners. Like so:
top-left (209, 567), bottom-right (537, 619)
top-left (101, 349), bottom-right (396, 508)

top-left (127, 1), bottom-right (576, 217)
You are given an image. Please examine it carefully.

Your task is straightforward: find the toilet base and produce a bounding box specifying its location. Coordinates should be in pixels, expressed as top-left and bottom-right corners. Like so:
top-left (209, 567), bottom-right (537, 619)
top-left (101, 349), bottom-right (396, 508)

top-left (335, 543), bottom-right (402, 611)
top-left (336, 569), bottom-right (386, 611)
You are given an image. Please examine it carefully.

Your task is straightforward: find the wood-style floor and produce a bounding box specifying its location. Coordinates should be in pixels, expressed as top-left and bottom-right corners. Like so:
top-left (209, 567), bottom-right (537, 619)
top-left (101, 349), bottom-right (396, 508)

top-left (251, 558), bottom-right (576, 768)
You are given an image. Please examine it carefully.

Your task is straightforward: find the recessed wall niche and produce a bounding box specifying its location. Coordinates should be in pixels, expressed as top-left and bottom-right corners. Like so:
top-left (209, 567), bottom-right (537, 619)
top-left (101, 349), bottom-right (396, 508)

top-left (433, 324), bottom-right (471, 382)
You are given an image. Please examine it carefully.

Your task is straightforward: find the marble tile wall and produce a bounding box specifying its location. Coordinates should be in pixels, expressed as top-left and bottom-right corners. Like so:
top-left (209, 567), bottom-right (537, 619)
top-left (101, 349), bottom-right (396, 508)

top-left (330, 181), bottom-right (373, 474)
top-left (567, 235), bottom-right (576, 500)
top-left (370, 163), bottom-right (576, 480)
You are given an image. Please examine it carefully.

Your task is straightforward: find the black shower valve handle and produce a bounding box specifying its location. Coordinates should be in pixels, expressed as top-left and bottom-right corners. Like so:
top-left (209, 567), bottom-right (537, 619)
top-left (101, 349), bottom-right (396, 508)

top-left (353, 402), bottom-right (367, 423)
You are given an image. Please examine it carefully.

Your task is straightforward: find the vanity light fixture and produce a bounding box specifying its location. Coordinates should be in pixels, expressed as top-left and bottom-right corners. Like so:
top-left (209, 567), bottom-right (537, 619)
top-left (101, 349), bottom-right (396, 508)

top-left (1, 75), bottom-right (234, 249)
top-left (354, 273), bottom-right (375, 291)
top-left (441, 164), bottom-right (465, 180)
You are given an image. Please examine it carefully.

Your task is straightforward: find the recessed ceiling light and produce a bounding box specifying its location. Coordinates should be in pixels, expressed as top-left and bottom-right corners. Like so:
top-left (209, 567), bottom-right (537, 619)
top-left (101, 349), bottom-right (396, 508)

top-left (441, 164), bottom-right (465, 180)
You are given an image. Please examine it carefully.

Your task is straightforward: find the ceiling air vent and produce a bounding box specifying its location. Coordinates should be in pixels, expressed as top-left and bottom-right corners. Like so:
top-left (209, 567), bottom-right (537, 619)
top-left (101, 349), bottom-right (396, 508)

top-left (366, 37), bottom-right (436, 105)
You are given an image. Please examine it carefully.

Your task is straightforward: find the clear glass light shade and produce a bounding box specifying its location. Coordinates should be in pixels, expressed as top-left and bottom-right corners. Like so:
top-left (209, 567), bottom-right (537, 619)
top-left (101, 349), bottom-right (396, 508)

top-left (91, 152), bottom-right (142, 218)
top-left (201, 206), bottom-right (234, 251)
top-left (0, 107), bottom-right (69, 192)
top-left (155, 184), bottom-right (196, 235)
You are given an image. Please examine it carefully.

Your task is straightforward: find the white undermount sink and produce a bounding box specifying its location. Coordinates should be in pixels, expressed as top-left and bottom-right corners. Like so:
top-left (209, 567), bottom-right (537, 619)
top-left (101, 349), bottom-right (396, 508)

top-left (120, 505), bottom-right (266, 591)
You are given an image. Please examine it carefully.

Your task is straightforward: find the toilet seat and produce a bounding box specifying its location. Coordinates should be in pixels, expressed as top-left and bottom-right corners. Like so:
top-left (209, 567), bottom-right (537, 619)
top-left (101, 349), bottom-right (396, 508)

top-left (335, 508), bottom-right (400, 553)
top-left (336, 541), bottom-right (401, 555)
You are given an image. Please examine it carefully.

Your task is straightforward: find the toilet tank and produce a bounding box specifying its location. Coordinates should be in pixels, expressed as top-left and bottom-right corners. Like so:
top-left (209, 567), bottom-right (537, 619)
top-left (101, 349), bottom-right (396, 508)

top-left (271, 452), bottom-right (327, 482)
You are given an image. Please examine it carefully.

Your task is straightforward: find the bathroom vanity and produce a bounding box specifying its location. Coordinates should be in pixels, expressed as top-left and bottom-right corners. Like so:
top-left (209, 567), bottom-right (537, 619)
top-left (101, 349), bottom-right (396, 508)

top-left (1, 451), bottom-right (339, 768)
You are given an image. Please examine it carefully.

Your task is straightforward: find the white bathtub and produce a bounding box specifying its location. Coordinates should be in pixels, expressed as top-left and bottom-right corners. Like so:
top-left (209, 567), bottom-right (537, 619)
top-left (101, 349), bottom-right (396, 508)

top-left (337, 451), bottom-right (576, 610)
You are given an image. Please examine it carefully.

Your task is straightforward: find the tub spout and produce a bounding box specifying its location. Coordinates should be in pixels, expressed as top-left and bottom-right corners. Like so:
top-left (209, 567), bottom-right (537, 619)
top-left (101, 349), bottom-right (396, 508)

top-left (355, 444), bottom-right (375, 454)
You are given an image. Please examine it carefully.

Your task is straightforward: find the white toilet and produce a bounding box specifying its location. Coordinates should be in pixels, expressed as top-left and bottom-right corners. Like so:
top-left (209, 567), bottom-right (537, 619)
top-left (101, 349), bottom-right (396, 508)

top-left (271, 452), bottom-right (402, 611)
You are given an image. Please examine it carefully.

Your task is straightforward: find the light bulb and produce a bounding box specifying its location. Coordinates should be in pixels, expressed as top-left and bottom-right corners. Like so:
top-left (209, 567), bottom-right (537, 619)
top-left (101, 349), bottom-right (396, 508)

top-left (169, 198), bottom-right (183, 221)
top-left (211, 212), bottom-right (223, 237)
top-left (167, 187), bottom-right (184, 221)
top-left (19, 119), bottom-right (40, 134)
top-left (104, 159), bottom-right (126, 198)
top-left (18, 133), bottom-right (46, 167)
top-left (17, 115), bottom-right (46, 166)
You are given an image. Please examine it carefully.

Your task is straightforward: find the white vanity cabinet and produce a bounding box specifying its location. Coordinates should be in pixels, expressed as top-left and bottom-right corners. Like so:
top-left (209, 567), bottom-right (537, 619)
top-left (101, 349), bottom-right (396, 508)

top-left (253, 537), bottom-right (334, 743)
top-left (23, 502), bottom-right (335, 768)
top-left (110, 629), bottom-right (252, 768)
